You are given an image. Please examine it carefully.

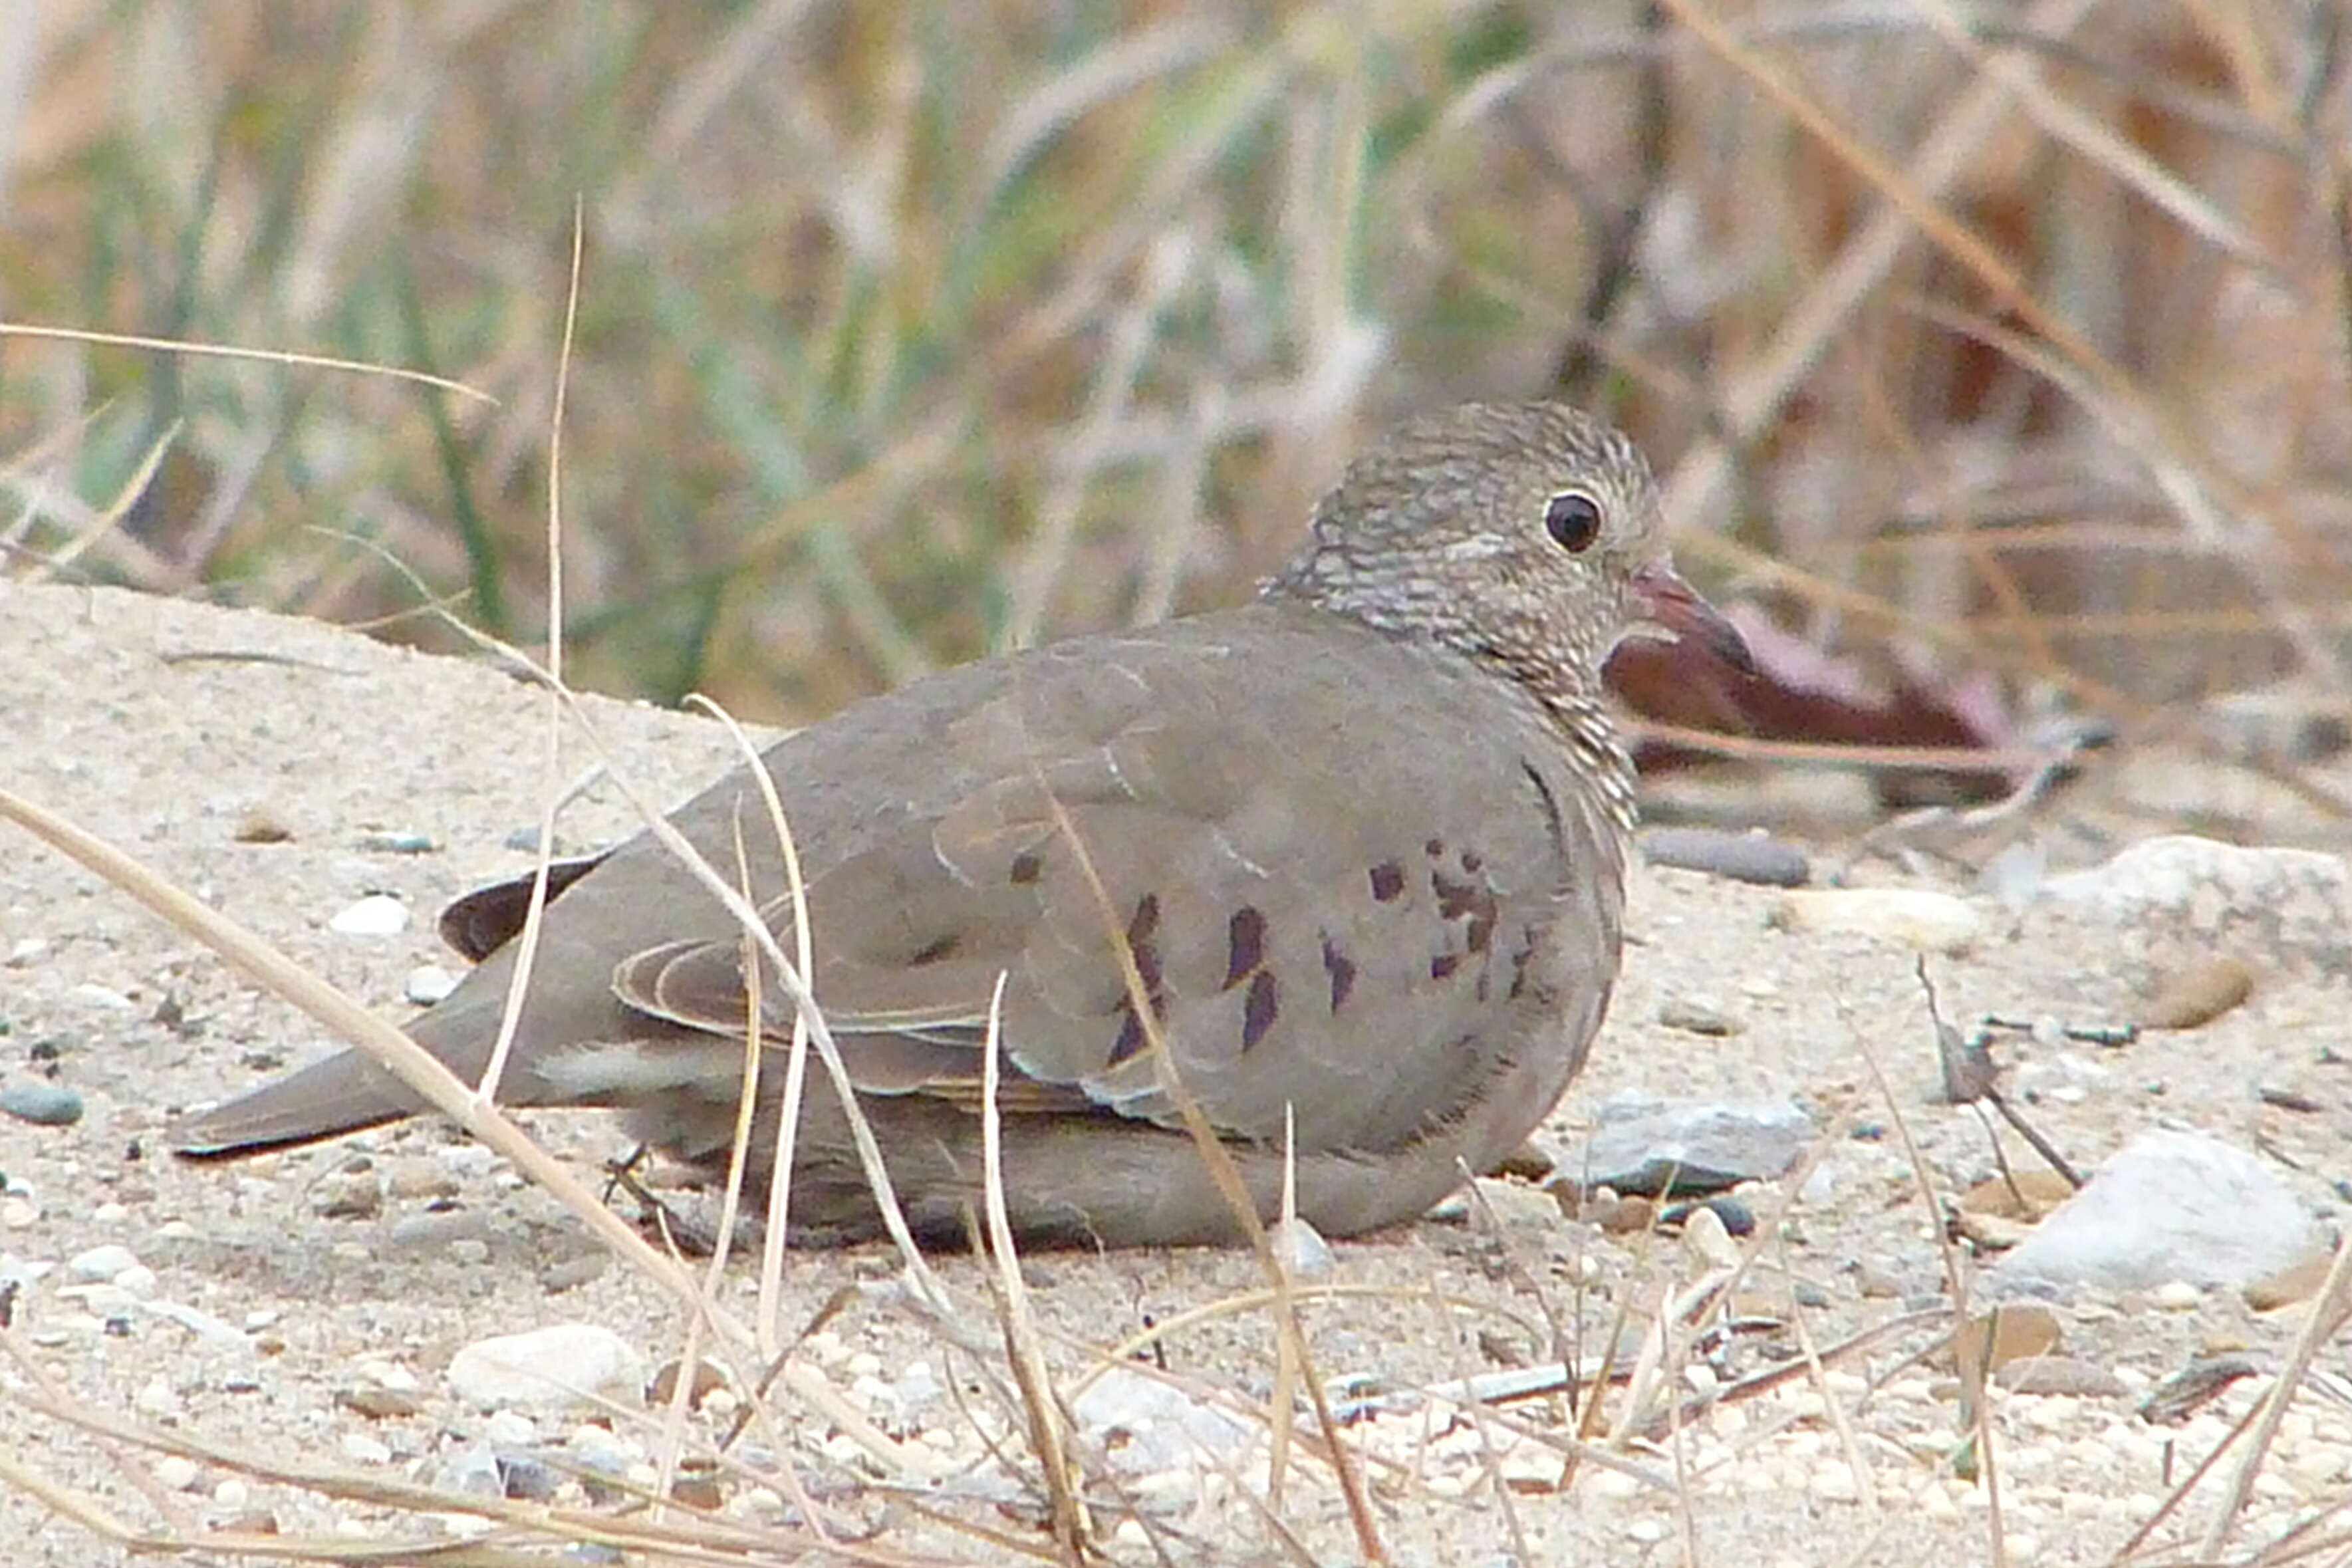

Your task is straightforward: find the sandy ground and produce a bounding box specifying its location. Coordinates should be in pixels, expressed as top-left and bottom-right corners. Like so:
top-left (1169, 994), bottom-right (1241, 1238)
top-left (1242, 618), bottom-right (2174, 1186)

top-left (4, 581), bottom-right (2350, 1566)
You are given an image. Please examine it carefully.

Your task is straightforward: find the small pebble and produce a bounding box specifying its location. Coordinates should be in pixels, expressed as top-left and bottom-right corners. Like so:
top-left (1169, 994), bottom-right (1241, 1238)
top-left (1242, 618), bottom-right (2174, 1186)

top-left (2137, 957), bottom-right (2254, 1031)
top-left (1267, 1215), bottom-right (1336, 1278)
top-left (1680, 1203), bottom-right (1742, 1269)
top-left (436, 1446), bottom-right (504, 1498)
top-left (341, 1433), bottom-right (393, 1466)
top-left (648, 1357), bottom-right (730, 1409)
top-left (338, 1386), bottom-right (424, 1420)
top-left (1774, 887), bottom-right (1980, 954)
top-left (233, 809), bottom-right (294, 844)
top-left (386, 1158), bottom-right (461, 1202)
top-left (328, 894), bottom-right (410, 937)
top-left (1811, 1462), bottom-right (1860, 1502)
top-left (404, 966), bottom-right (459, 1005)
top-left (448, 1323), bottom-right (646, 1411)
top-left (2155, 1280), bottom-right (2204, 1311)
top-left (1662, 1195), bottom-right (1755, 1237)
top-left (481, 1410), bottom-right (539, 1446)
top-left (312, 1170), bottom-right (382, 1220)
top-left (1657, 993), bottom-right (1744, 1037)
top-left (154, 1456), bottom-right (199, 1491)
top-left (541, 1254), bottom-right (608, 1294)
top-left (1642, 827), bottom-right (1811, 887)
top-left (1995, 1357), bottom-right (2128, 1397)
top-left (67, 1243), bottom-right (141, 1283)
top-left (1, 1081), bottom-right (84, 1126)
top-left (358, 831), bottom-right (437, 854)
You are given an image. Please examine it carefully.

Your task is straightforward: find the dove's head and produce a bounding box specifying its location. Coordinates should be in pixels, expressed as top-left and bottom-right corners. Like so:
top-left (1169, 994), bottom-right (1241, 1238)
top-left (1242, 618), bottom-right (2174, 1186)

top-left (1268, 400), bottom-right (1750, 710)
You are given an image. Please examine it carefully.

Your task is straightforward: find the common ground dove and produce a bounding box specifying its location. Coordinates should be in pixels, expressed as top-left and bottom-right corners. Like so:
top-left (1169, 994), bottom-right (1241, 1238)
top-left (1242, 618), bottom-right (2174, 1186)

top-left (174, 402), bottom-right (1749, 1247)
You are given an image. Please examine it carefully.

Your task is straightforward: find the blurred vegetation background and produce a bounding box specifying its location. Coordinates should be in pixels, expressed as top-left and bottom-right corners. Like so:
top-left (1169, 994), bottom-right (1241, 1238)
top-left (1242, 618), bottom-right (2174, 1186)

top-left (2, 1), bottom-right (2347, 789)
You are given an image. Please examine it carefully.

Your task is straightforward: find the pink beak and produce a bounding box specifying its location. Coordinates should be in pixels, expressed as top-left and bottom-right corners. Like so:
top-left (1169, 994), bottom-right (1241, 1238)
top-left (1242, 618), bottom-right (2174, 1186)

top-left (1629, 561), bottom-right (1755, 676)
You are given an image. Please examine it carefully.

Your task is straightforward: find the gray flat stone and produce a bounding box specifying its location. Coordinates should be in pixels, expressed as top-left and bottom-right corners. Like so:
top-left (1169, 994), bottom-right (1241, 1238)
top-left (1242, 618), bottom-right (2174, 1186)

top-left (1997, 1128), bottom-right (2321, 1293)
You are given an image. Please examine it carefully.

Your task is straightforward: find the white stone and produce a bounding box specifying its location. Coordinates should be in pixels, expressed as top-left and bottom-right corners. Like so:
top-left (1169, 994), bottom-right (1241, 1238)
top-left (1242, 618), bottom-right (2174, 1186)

top-left (341, 1433), bottom-right (392, 1466)
top-left (66, 1243), bottom-right (140, 1283)
top-left (404, 964), bottom-right (459, 1005)
top-left (446, 1323), bottom-right (645, 1412)
top-left (482, 1409), bottom-right (538, 1446)
top-left (1589, 1466), bottom-right (1642, 1499)
top-left (328, 894), bottom-right (410, 937)
top-left (1811, 1462), bottom-right (1859, 1502)
top-left (1071, 1367), bottom-right (1255, 1477)
top-left (1267, 1214), bottom-right (1336, 1277)
top-left (1998, 1130), bottom-right (2322, 1291)
top-left (1777, 887), bottom-right (1982, 954)
top-left (2043, 836), bottom-right (2351, 973)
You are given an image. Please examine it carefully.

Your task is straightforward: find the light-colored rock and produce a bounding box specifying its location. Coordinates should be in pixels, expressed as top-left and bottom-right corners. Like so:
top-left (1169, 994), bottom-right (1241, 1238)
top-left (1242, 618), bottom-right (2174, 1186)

top-left (1071, 1367), bottom-right (1255, 1480)
top-left (446, 1323), bottom-right (646, 1412)
top-left (328, 893), bottom-right (410, 937)
top-left (404, 964), bottom-right (459, 1005)
top-left (66, 1243), bottom-right (141, 1283)
top-left (2042, 836), bottom-right (2352, 980)
top-left (1775, 887), bottom-right (1981, 954)
top-left (1266, 1216), bottom-right (1335, 1278)
top-left (1997, 1130), bottom-right (2321, 1293)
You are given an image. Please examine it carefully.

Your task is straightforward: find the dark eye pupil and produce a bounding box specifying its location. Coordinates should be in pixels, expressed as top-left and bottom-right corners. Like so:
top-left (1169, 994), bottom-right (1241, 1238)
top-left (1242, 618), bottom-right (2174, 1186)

top-left (1544, 493), bottom-right (1601, 553)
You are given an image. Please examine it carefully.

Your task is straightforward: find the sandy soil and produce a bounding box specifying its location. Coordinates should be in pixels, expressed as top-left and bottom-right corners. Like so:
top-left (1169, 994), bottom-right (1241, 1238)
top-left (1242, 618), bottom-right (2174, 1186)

top-left (4, 581), bottom-right (2349, 1566)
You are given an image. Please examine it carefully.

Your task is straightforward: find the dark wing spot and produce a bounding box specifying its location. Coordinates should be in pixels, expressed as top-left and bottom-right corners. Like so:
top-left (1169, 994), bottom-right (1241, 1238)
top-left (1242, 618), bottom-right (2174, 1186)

top-left (1460, 849), bottom-right (1484, 874)
top-left (1241, 970), bottom-right (1279, 1053)
top-left (1424, 837), bottom-right (1445, 858)
top-left (1224, 906), bottom-right (1267, 990)
top-left (1431, 871), bottom-right (1477, 920)
top-left (1369, 861), bottom-right (1405, 902)
top-left (1321, 934), bottom-right (1357, 1013)
top-left (1430, 952), bottom-right (1463, 981)
top-left (908, 933), bottom-right (961, 966)
top-left (1108, 1006), bottom-right (1149, 1066)
top-left (1008, 850), bottom-right (1043, 886)
top-left (1126, 893), bottom-right (1164, 1004)
top-left (1109, 894), bottom-right (1168, 1064)
top-left (1432, 870), bottom-right (1499, 956)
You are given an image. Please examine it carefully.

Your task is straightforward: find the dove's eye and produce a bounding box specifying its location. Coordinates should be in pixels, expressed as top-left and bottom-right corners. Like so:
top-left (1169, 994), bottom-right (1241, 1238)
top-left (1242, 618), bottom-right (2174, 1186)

top-left (1543, 491), bottom-right (1603, 553)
